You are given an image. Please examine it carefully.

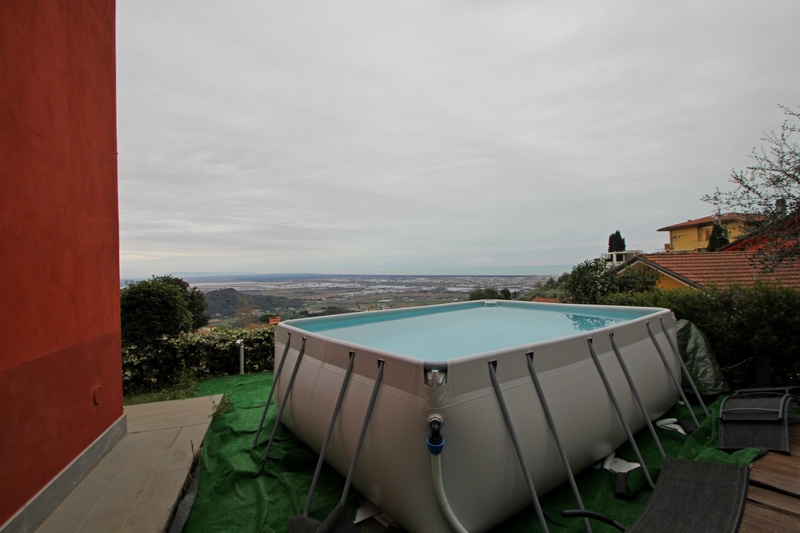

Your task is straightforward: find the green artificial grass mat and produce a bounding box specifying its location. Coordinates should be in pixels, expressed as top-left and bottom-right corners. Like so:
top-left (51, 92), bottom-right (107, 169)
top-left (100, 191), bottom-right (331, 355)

top-left (184, 373), bottom-right (357, 533)
top-left (183, 373), bottom-right (759, 533)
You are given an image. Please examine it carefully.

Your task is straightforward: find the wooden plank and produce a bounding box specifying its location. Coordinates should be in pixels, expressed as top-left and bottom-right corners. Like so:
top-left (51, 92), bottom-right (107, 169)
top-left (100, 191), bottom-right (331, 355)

top-left (748, 484), bottom-right (800, 519)
top-left (750, 453), bottom-right (800, 497)
top-left (740, 500), bottom-right (800, 533)
top-left (740, 421), bottom-right (800, 532)
top-left (749, 424), bottom-right (800, 497)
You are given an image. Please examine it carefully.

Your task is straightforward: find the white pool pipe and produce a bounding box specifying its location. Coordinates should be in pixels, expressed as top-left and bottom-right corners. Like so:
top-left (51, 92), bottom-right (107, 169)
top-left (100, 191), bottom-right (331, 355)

top-left (431, 453), bottom-right (468, 533)
top-left (235, 339), bottom-right (244, 374)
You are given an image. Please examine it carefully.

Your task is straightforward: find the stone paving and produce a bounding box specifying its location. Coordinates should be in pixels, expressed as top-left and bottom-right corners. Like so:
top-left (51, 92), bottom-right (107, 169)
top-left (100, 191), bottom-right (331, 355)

top-left (36, 395), bottom-right (222, 533)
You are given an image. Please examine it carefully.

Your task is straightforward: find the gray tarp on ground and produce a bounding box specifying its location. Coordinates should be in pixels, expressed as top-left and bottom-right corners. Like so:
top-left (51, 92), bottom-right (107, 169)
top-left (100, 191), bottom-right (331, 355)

top-left (676, 319), bottom-right (729, 395)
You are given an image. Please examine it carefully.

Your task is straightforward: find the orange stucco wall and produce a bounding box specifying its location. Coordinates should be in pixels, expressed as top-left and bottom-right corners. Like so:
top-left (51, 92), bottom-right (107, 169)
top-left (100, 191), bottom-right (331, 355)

top-left (0, 1), bottom-right (122, 524)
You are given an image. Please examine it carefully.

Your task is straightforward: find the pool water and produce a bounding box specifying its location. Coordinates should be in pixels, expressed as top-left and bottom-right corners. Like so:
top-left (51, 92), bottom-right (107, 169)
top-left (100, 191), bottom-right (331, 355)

top-left (287, 301), bottom-right (652, 362)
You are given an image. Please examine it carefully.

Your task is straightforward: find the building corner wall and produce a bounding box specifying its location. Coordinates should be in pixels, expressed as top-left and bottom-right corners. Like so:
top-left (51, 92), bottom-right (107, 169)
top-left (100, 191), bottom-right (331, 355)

top-left (0, 0), bottom-right (122, 527)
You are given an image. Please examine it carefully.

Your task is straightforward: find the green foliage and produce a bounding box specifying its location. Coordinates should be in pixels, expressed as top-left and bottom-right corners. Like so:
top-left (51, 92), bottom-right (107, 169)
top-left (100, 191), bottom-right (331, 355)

top-left (187, 287), bottom-right (211, 329)
top-left (563, 260), bottom-right (658, 304)
top-left (211, 395), bottom-right (232, 418)
top-left (602, 284), bottom-right (800, 388)
top-left (617, 267), bottom-right (660, 294)
top-left (469, 288), bottom-right (500, 300)
top-left (120, 275), bottom-right (212, 390)
top-left (468, 287), bottom-right (516, 300)
top-left (564, 260), bottom-right (616, 304)
top-left (522, 273), bottom-right (571, 301)
top-left (171, 327), bottom-right (275, 380)
top-left (148, 275), bottom-right (211, 329)
top-left (279, 306), bottom-right (352, 320)
top-left (122, 326), bottom-right (275, 395)
top-left (121, 277), bottom-right (193, 347)
top-left (608, 230), bottom-right (626, 252)
top-left (152, 275), bottom-right (210, 329)
top-left (120, 275), bottom-right (210, 347)
top-left (123, 371), bottom-right (198, 405)
top-left (706, 223), bottom-right (729, 251)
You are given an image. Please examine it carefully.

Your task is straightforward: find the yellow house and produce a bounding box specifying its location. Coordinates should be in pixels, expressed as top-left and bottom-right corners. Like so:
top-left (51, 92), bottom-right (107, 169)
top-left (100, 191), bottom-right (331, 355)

top-left (658, 213), bottom-right (760, 252)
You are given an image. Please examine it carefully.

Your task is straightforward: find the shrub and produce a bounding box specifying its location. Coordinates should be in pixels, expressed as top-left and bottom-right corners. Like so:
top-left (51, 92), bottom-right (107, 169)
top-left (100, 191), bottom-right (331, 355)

top-left (122, 327), bottom-right (274, 395)
top-left (602, 284), bottom-right (800, 388)
top-left (469, 288), bottom-right (511, 300)
top-left (564, 259), bottom-right (658, 304)
top-left (121, 278), bottom-right (192, 347)
top-left (170, 327), bottom-right (275, 380)
top-left (121, 276), bottom-right (210, 347)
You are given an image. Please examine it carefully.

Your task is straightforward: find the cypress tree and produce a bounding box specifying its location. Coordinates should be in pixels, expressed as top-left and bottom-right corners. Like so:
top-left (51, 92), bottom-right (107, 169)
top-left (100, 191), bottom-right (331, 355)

top-left (608, 230), bottom-right (626, 252)
top-left (707, 223), bottom-right (729, 251)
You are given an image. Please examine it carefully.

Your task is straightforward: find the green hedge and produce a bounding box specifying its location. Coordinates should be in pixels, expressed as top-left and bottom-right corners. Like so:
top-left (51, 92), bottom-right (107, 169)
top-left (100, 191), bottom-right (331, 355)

top-left (122, 327), bottom-right (275, 395)
top-left (602, 283), bottom-right (800, 389)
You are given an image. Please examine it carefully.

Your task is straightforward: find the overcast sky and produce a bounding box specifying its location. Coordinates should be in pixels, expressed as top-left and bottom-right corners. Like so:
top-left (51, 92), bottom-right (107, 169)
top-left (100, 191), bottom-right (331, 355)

top-left (116, 1), bottom-right (800, 279)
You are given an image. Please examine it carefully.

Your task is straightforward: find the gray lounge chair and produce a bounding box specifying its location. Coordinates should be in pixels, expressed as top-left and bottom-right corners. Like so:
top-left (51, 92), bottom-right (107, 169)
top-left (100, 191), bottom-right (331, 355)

top-left (718, 387), bottom-right (799, 454)
top-left (562, 457), bottom-right (749, 532)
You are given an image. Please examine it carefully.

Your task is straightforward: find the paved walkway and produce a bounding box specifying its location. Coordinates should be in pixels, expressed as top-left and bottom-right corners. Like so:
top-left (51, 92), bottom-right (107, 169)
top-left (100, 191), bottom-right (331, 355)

top-left (36, 395), bottom-right (222, 533)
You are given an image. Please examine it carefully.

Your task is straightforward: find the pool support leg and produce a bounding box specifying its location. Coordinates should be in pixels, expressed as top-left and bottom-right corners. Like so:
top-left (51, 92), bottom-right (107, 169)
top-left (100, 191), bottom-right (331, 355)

top-left (288, 359), bottom-right (384, 533)
top-left (526, 352), bottom-right (592, 533)
top-left (262, 337), bottom-right (307, 462)
top-left (488, 360), bottom-right (550, 533)
top-left (646, 323), bottom-right (701, 429)
top-left (608, 333), bottom-right (666, 461)
top-left (253, 332), bottom-right (292, 448)
top-left (302, 352), bottom-right (356, 517)
top-left (659, 317), bottom-right (709, 418)
top-left (586, 339), bottom-right (655, 490)
top-left (340, 359), bottom-right (385, 503)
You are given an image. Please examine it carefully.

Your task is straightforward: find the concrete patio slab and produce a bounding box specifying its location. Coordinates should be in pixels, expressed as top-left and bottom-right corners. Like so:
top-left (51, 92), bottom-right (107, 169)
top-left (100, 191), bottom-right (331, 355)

top-left (35, 395), bottom-right (222, 533)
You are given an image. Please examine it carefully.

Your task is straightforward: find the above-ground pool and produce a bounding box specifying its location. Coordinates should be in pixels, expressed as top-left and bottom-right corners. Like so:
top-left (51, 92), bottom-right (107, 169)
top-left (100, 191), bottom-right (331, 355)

top-left (270, 300), bottom-right (682, 532)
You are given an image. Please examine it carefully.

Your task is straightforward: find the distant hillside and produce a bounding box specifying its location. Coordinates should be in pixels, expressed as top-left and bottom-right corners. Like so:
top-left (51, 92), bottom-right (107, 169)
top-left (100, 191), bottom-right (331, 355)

top-left (205, 288), bottom-right (305, 319)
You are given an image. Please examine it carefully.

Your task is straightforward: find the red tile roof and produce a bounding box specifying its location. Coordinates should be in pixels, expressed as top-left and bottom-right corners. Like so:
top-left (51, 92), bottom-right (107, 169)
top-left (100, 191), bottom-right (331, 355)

top-left (719, 214), bottom-right (800, 252)
top-left (657, 213), bottom-right (759, 232)
top-left (636, 252), bottom-right (800, 289)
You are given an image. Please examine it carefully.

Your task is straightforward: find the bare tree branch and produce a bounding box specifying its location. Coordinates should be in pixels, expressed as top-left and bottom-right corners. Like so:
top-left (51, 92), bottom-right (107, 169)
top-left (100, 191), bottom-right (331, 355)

top-left (702, 105), bottom-right (800, 270)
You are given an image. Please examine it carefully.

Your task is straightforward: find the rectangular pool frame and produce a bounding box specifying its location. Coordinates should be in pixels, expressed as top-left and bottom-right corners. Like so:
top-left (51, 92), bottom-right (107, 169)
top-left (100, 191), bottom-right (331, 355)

top-left (266, 300), bottom-right (685, 532)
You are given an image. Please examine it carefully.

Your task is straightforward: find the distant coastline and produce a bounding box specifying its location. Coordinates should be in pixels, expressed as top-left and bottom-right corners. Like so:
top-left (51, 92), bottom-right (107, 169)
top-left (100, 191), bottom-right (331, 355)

top-left (120, 265), bottom-right (573, 285)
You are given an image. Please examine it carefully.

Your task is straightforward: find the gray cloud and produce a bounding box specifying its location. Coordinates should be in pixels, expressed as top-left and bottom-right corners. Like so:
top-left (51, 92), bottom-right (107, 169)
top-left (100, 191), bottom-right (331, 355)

top-left (117, 0), bottom-right (800, 277)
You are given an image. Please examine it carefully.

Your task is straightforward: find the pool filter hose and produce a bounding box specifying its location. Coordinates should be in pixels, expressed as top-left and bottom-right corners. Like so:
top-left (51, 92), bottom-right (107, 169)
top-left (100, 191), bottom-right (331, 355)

top-left (431, 453), bottom-right (468, 533)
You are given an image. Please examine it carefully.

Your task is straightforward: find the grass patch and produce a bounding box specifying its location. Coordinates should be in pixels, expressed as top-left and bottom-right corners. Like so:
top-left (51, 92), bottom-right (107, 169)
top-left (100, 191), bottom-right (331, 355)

top-left (123, 373), bottom-right (198, 405)
top-left (211, 395), bottom-right (232, 417)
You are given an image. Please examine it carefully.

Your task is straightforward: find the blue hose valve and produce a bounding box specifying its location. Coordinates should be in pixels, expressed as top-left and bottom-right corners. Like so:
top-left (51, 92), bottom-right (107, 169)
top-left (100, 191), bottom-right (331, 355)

top-left (427, 436), bottom-right (445, 455)
top-left (428, 417), bottom-right (444, 455)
